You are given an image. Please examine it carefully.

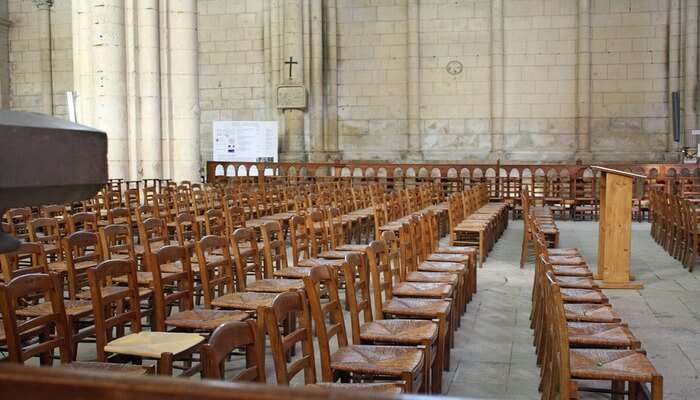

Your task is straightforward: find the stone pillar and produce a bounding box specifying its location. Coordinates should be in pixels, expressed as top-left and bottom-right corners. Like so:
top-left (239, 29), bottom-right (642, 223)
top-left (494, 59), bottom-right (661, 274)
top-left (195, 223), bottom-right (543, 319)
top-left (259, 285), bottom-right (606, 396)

top-left (666, 0), bottom-right (683, 160)
top-left (489, 0), bottom-right (505, 159)
top-left (323, 0), bottom-right (340, 160)
top-left (280, 0), bottom-right (306, 161)
top-left (137, 0), bottom-right (162, 179)
top-left (90, 1), bottom-right (130, 179)
top-left (406, 0), bottom-right (422, 160)
top-left (164, 0), bottom-right (199, 181)
top-left (575, 0), bottom-right (592, 161)
top-left (307, 0), bottom-right (325, 161)
top-left (682, 0), bottom-right (698, 147)
top-left (36, 2), bottom-right (53, 115)
top-left (0, 5), bottom-right (9, 109)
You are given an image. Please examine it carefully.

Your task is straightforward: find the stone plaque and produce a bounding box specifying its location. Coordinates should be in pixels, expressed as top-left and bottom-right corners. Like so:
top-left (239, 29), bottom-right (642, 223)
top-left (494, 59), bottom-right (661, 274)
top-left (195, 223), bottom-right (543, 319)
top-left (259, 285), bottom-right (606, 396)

top-left (277, 85), bottom-right (307, 109)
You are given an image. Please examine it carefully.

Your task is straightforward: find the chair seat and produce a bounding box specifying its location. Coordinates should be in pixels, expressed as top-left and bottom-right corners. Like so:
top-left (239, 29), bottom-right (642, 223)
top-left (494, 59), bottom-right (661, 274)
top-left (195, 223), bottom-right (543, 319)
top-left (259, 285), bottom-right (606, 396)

top-left (418, 261), bottom-right (466, 273)
top-left (17, 299), bottom-right (93, 318)
top-left (76, 286), bottom-right (152, 300)
top-left (564, 304), bottom-right (621, 323)
top-left (568, 322), bottom-right (639, 348)
top-left (297, 258), bottom-right (346, 268)
top-left (165, 309), bottom-right (249, 331)
top-left (435, 246), bottom-right (476, 255)
top-left (552, 265), bottom-right (592, 277)
top-left (104, 331), bottom-right (204, 358)
top-left (246, 278), bottom-right (304, 293)
top-left (308, 382), bottom-right (403, 394)
top-left (393, 282), bottom-right (453, 299)
top-left (570, 349), bottom-right (658, 381)
top-left (360, 319), bottom-right (438, 345)
top-left (273, 267), bottom-right (312, 279)
top-left (554, 276), bottom-right (597, 290)
top-left (211, 292), bottom-right (278, 310)
top-left (406, 271), bottom-right (459, 285)
top-left (383, 297), bottom-right (451, 317)
top-left (426, 253), bottom-right (469, 264)
top-left (335, 244), bottom-right (370, 252)
top-left (64, 361), bottom-right (153, 375)
top-left (113, 271), bottom-right (170, 286)
top-left (560, 288), bottom-right (608, 304)
top-left (548, 255), bottom-right (586, 265)
top-left (549, 248), bottom-right (581, 256)
top-left (331, 345), bottom-right (424, 377)
top-left (317, 250), bottom-right (363, 259)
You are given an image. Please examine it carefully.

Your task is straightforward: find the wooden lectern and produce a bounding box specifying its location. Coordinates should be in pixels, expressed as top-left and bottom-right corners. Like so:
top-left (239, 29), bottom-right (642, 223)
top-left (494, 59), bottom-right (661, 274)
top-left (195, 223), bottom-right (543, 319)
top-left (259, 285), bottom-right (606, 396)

top-left (592, 166), bottom-right (646, 289)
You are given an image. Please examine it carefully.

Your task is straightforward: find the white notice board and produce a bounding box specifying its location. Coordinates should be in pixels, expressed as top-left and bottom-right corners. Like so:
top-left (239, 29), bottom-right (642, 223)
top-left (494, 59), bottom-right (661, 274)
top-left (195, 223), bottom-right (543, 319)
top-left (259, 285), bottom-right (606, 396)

top-left (213, 121), bottom-right (279, 175)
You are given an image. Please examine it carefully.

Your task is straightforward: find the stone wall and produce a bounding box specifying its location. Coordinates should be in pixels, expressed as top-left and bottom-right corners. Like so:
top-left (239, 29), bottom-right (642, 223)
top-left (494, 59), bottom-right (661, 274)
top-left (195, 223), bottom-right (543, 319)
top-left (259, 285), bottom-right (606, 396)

top-left (4, 0), bottom-right (698, 171)
top-left (7, 0), bottom-right (72, 118)
top-left (0, 0), bottom-right (9, 108)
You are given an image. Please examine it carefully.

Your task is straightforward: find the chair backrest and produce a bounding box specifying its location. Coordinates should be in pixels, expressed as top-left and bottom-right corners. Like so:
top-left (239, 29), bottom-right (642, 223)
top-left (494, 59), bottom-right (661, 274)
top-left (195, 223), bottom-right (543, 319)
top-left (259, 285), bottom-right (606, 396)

top-left (137, 217), bottom-right (170, 261)
top-left (261, 221), bottom-right (288, 278)
top-left (124, 188), bottom-right (141, 210)
top-left (303, 265), bottom-right (349, 382)
top-left (63, 231), bottom-right (103, 299)
top-left (29, 217), bottom-right (62, 259)
top-left (326, 207), bottom-right (345, 249)
top-left (289, 215), bottom-right (310, 265)
top-left (339, 253), bottom-right (373, 345)
top-left (263, 291), bottom-right (316, 385)
top-left (99, 224), bottom-right (136, 262)
top-left (366, 239), bottom-right (396, 319)
top-left (175, 212), bottom-right (201, 251)
top-left (230, 227), bottom-right (263, 290)
top-left (223, 204), bottom-right (246, 236)
top-left (68, 212), bottom-right (99, 233)
top-left (87, 259), bottom-right (142, 361)
top-left (0, 273), bottom-right (71, 364)
top-left (201, 320), bottom-right (266, 382)
top-left (205, 209), bottom-right (226, 237)
top-left (544, 271), bottom-right (571, 399)
top-left (41, 204), bottom-right (67, 221)
top-left (196, 235), bottom-right (236, 308)
top-left (150, 245), bottom-right (194, 331)
top-left (306, 210), bottom-right (328, 257)
top-left (0, 242), bottom-right (48, 282)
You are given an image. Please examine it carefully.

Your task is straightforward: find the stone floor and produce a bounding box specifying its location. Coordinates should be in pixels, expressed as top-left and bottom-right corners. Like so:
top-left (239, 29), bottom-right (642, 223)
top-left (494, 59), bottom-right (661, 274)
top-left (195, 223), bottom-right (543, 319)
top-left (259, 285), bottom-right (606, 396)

top-left (54, 220), bottom-right (700, 398)
top-left (444, 220), bottom-right (700, 399)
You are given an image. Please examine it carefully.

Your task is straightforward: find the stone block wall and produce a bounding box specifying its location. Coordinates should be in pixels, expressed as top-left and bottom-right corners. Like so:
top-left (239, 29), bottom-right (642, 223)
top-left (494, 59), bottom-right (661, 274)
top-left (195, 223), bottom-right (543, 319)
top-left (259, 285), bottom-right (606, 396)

top-left (7, 0), bottom-right (72, 118)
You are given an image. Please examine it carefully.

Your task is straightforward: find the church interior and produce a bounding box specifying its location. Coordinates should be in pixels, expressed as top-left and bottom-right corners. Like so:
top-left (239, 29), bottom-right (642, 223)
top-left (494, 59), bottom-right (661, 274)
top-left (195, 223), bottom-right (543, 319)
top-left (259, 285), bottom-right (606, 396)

top-left (0, 1), bottom-right (698, 399)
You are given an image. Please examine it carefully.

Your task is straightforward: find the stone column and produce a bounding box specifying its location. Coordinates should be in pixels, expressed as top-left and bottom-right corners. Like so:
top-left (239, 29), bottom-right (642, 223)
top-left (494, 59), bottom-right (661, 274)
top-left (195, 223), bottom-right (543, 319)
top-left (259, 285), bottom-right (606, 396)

top-left (90, 1), bottom-right (130, 179)
top-left (323, 0), bottom-right (340, 160)
top-left (0, 7), bottom-right (10, 109)
top-left (489, 0), bottom-right (505, 159)
top-left (307, 0), bottom-right (325, 161)
top-left (682, 0), bottom-right (698, 147)
top-left (280, 0), bottom-right (306, 161)
top-left (406, 0), bottom-right (422, 160)
top-left (666, 0), bottom-right (683, 159)
top-left (575, 0), bottom-right (592, 160)
top-left (36, 1), bottom-right (53, 115)
top-left (166, 0), bottom-right (200, 182)
top-left (137, 0), bottom-right (162, 179)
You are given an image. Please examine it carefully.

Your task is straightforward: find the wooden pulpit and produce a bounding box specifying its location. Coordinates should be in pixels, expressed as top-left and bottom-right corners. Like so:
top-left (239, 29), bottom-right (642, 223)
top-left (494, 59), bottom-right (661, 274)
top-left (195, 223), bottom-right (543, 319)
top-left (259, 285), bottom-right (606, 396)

top-left (592, 166), bottom-right (646, 289)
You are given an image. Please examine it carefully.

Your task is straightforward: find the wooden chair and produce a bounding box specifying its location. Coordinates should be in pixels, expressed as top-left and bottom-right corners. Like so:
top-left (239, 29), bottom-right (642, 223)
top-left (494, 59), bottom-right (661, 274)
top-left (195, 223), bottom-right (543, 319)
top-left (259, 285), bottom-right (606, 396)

top-left (28, 217), bottom-right (63, 271)
top-left (150, 245), bottom-right (247, 334)
top-left (365, 240), bottom-right (451, 392)
top-left (341, 253), bottom-right (442, 393)
top-left (0, 242), bottom-right (48, 283)
top-left (87, 259), bottom-right (201, 376)
top-left (205, 209), bottom-right (227, 237)
top-left (4, 207), bottom-right (32, 241)
top-left (541, 273), bottom-right (662, 400)
top-left (67, 212), bottom-right (99, 233)
top-left (262, 290), bottom-right (316, 385)
top-left (136, 217), bottom-right (170, 270)
top-left (303, 264), bottom-right (426, 393)
top-left (289, 215), bottom-right (311, 266)
top-left (200, 320), bottom-right (265, 382)
top-left (0, 272), bottom-right (149, 374)
top-left (62, 231), bottom-right (104, 300)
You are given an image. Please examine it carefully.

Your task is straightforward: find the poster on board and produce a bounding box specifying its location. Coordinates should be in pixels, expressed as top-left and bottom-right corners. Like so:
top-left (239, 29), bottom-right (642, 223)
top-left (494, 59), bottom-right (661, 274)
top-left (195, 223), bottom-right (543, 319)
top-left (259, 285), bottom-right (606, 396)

top-left (212, 121), bottom-right (279, 176)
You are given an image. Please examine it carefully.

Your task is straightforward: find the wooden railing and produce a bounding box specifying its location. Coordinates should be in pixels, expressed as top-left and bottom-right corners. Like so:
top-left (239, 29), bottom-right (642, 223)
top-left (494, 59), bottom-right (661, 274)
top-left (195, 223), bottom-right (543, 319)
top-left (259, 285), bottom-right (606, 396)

top-left (206, 160), bottom-right (700, 200)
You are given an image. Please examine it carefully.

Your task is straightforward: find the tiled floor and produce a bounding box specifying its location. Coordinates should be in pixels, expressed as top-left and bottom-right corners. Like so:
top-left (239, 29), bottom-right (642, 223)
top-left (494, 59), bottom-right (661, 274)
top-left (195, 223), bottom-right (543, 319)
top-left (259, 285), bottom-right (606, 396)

top-left (445, 220), bottom-right (700, 399)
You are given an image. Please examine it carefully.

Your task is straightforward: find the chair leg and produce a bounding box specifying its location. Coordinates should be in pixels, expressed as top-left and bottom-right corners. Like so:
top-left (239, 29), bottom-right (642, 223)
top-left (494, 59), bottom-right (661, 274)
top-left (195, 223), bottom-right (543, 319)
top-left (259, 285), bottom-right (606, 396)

top-left (651, 375), bottom-right (663, 400)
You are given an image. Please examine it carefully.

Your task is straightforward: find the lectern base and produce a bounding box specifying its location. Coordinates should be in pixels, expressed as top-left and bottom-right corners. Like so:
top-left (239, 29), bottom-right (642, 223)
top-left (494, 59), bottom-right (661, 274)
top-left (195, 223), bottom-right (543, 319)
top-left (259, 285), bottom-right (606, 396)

top-left (594, 277), bottom-right (643, 290)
